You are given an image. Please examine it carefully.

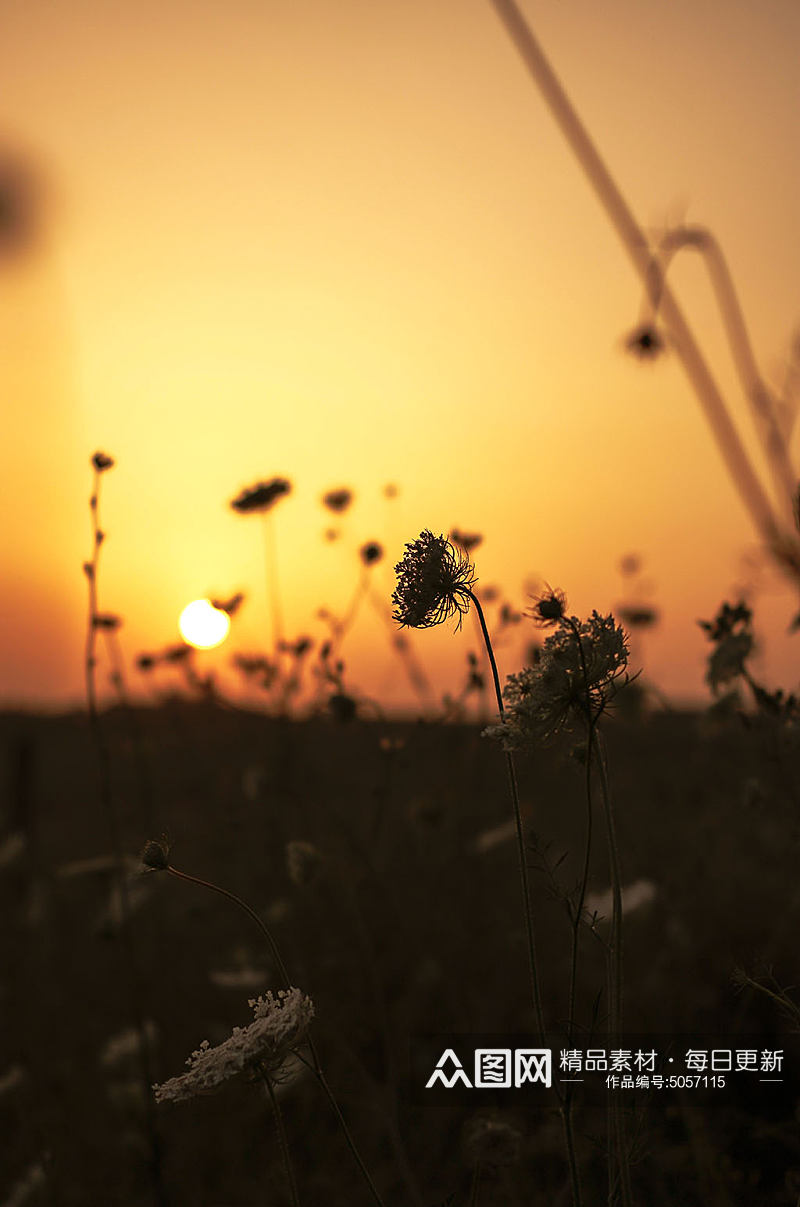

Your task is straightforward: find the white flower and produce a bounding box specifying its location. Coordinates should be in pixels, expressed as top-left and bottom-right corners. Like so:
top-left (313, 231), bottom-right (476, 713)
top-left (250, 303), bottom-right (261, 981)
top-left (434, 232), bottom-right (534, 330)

top-left (485, 611), bottom-right (629, 748)
top-left (154, 988), bottom-right (314, 1104)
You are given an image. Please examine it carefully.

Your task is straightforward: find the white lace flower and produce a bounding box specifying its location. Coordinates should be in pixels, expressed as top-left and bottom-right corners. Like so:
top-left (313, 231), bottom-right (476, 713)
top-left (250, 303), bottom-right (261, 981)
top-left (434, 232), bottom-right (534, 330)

top-left (154, 988), bottom-right (314, 1104)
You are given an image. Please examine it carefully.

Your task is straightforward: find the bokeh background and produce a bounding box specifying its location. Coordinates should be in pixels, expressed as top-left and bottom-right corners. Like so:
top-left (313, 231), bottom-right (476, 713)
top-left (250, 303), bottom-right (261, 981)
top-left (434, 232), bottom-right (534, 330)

top-left (3, 0), bottom-right (800, 711)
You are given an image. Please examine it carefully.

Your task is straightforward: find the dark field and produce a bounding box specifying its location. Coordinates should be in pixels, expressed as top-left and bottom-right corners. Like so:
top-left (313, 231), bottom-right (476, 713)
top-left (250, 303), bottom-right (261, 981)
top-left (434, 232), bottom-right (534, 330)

top-left (2, 702), bottom-right (799, 1205)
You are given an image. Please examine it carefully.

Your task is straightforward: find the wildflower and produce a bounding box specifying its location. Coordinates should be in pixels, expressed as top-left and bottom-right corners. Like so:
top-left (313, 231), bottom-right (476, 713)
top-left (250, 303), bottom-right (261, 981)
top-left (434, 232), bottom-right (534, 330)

top-left (624, 323), bottom-right (665, 360)
top-left (392, 530), bottom-right (476, 630)
top-left (450, 528), bottom-right (483, 553)
top-left (322, 488), bottom-right (353, 513)
top-left (91, 451), bottom-right (115, 472)
top-left (485, 611), bottom-right (630, 748)
top-left (92, 613), bottom-right (122, 630)
top-left (210, 591), bottom-right (245, 617)
top-left (360, 541), bottom-right (383, 566)
top-left (698, 601), bottom-right (753, 692)
top-left (618, 604), bottom-right (659, 629)
top-left (527, 585), bottom-right (567, 627)
top-left (230, 478), bottom-right (291, 514)
top-left (153, 988), bottom-right (314, 1104)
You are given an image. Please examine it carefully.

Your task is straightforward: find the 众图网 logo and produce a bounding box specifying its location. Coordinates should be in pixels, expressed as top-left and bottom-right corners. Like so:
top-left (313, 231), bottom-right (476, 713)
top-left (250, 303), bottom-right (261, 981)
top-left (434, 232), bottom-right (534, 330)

top-left (425, 1048), bottom-right (552, 1089)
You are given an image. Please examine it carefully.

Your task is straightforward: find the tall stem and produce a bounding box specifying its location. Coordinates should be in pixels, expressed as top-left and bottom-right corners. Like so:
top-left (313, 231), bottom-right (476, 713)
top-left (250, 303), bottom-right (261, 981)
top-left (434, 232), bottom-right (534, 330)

top-left (594, 735), bottom-right (633, 1207)
top-left (164, 864), bottom-right (386, 1207)
top-left (263, 1073), bottom-right (301, 1207)
top-left (85, 468), bottom-right (167, 1207)
top-left (469, 590), bottom-right (546, 1043)
top-left (487, 0), bottom-right (786, 562)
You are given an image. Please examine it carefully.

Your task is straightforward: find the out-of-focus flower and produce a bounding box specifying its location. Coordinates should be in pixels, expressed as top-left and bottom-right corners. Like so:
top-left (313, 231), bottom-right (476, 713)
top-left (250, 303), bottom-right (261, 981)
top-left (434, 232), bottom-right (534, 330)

top-left (286, 840), bottom-right (324, 889)
top-left (392, 530), bottom-right (476, 630)
top-left (210, 592), bottom-right (245, 617)
top-left (92, 613), bottom-right (122, 630)
top-left (360, 541), bottom-right (383, 566)
top-left (624, 323), bottom-right (665, 360)
top-left (698, 601), bottom-right (754, 692)
top-left (383, 483), bottom-right (399, 499)
top-left (91, 451), bottom-right (115, 472)
top-left (230, 478), bottom-right (291, 515)
top-left (450, 528), bottom-right (483, 553)
top-left (618, 604), bottom-right (659, 630)
top-left (322, 488), bottom-right (353, 514)
top-left (153, 988), bottom-right (314, 1104)
top-left (485, 612), bottom-right (630, 748)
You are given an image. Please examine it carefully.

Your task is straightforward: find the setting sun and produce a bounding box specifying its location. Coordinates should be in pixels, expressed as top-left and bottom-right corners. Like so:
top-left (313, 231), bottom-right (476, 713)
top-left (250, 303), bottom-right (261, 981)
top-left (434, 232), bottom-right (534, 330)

top-left (178, 599), bottom-right (230, 650)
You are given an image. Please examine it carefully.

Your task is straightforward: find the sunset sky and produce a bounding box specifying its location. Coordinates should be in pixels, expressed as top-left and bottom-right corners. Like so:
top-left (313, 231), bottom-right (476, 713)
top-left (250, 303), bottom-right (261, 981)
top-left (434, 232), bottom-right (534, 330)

top-left (2, 0), bottom-right (800, 711)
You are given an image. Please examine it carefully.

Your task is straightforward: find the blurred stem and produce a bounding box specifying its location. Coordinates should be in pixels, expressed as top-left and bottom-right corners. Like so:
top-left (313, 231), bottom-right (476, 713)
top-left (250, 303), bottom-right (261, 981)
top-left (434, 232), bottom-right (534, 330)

top-left (469, 1162), bottom-right (482, 1207)
top-left (166, 865), bottom-right (292, 988)
top-left (262, 1073), bottom-right (301, 1207)
top-left (487, 0), bottom-right (787, 569)
top-left (468, 589), bottom-right (546, 1042)
top-left (594, 735), bottom-right (633, 1207)
top-left (262, 512), bottom-right (284, 658)
top-left (165, 864), bottom-right (387, 1207)
top-left (85, 467), bottom-right (167, 1207)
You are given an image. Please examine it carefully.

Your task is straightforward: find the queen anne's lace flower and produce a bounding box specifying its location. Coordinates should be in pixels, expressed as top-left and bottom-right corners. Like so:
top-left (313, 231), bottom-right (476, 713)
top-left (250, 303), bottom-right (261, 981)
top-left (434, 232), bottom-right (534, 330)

top-left (485, 611), bottom-right (629, 748)
top-left (154, 988), bottom-right (314, 1104)
top-left (392, 530), bottom-right (476, 630)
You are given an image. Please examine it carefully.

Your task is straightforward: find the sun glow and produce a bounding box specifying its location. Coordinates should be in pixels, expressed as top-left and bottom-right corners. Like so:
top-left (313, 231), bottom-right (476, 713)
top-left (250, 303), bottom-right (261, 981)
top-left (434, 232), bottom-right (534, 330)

top-left (178, 599), bottom-right (230, 650)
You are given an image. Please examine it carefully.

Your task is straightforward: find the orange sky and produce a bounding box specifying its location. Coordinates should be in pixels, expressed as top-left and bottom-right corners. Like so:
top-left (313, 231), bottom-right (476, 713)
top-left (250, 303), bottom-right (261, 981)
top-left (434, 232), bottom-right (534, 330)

top-left (2, 0), bottom-right (800, 711)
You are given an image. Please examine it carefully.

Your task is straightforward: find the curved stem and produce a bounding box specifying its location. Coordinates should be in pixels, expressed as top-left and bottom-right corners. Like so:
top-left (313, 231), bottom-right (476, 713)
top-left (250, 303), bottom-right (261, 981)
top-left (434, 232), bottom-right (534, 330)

top-left (469, 590), bottom-right (547, 1043)
top-left (263, 1073), bottom-right (301, 1207)
top-left (487, 0), bottom-right (786, 565)
top-left (166, 865), bottom-right (386, 1207)
top-left (166, 865), bottom-right (292, 989)
top-left (653, 227), bottom-right (795, 520)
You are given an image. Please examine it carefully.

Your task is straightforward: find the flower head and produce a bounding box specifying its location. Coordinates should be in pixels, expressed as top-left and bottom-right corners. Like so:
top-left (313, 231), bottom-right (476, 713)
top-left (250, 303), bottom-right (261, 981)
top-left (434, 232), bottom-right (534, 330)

top-left (485, 611), bottom-right (630, 749)
top-left (392, 530), bottom-right (476, 630)
top-left (91, 451), bottom-right (115, 472)
top-left (527, 585), bottom-right (567, 627)
top-left (141, 837), bottom-right (171, 871)
top-left (624, 323), bottom-right (665, 360)
top-left (360, 541), bottom-right (383, 566)
top-left (153, 988), bottom-right (314, 1104)
top-left (322, 488), bottom-right (353, 514)
top-left (230, 478), bottom-right (291, 515)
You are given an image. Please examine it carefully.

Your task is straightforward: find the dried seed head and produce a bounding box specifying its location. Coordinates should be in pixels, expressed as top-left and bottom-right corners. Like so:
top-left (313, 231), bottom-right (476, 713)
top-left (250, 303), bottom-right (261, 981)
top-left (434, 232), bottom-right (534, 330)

top-left (91, 451), bottom-right (115, 472)
top-left (624, 323), bottom-right (665, 360)
top-left (141, 837), bottom-right (171, 871)
top-left (392, 530), bottom-right (476, 631)
top-left (527, 586), bottom-right (567, 627)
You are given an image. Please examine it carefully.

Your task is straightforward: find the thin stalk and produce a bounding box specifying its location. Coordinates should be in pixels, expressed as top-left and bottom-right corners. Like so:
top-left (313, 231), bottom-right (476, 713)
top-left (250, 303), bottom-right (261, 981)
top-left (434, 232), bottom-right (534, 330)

top-left (296, 1052), bottom-right (387, 1207)
top-left (85, 466), bottom-right (167, 1207)
top-left (166, 865), bottom-right (292, 988)
top-left (487, 0), bottom-right (786, 562)
top-left (164, 865), bottom-right (386, 1207)
top-left (468, 590), bottom-right (546, 1043)
top-left (594, 736), bottom-right (633, 1207)
top-left (262, 511), bottom-right (284, 658)
top-left (652, 227), bottom-right (795, 522)
top-left (468, 1162), bottom-right (482, 1207)
top-left (263, 1073), bottom-right (301, 1207)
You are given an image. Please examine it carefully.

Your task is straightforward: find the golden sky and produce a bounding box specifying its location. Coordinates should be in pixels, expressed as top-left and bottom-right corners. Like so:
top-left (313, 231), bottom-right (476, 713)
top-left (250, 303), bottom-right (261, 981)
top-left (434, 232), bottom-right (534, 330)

top-left (2, 0), bottom-right (800, 711)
